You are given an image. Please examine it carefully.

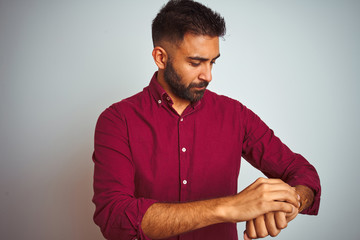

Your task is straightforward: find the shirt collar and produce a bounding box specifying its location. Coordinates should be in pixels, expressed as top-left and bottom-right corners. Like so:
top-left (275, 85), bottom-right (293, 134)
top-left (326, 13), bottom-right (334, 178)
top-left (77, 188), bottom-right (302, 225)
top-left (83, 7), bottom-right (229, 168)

top-left (148, 71), bottom-right (203, 109)
top-left (149, 72), bottom-right (173, 106)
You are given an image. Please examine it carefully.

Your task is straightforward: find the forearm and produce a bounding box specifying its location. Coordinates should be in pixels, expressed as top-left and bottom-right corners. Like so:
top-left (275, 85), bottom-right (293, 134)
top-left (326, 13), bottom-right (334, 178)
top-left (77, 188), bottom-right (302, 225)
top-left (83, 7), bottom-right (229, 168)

top-left (142, 178), bottom-right (299, 239)
top-left (141, 198), bottom-right (225, 239)
top-left (295, 185), bottom-right (314, 213)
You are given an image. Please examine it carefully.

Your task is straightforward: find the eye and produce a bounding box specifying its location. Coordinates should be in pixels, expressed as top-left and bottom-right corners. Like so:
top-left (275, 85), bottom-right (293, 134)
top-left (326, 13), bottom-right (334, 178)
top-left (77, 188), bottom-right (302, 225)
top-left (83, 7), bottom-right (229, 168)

top-left (190, 62), bottom-right (200, 67)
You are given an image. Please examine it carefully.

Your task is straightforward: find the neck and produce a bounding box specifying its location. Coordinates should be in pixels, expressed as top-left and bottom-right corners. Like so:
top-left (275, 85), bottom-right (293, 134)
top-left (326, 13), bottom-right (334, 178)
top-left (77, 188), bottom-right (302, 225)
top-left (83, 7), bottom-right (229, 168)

top-left (157, 70), bottom-right (190, 115)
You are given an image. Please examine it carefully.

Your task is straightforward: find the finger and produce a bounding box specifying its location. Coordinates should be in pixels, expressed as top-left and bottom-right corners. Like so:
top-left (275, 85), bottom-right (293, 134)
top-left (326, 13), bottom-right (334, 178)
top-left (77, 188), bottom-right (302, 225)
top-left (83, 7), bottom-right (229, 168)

top-left (261, 178), bottom-right (287, 184)
top-left (246, 220), bottom-right (256, 239)
top-left (248, 178), bottom-right (300, 206)
top-left (274, 211), bottom-right (288, 229)
top-left (248, 177), bottom-right (286, 190)
top-left (261, 190), bottom-right (300, 209)
top-left (254, 215), bottom-right (268, 238)
top-left (285, 205), bottom-right (298, 222)
top-left (264, 201), bottom-right (294, 214)
top-left (243, 230), bottom-right (252, 240)
top-left (253, 180), bottom-right (299, 202)
top-left (265, 212), bottom-right (281, 237)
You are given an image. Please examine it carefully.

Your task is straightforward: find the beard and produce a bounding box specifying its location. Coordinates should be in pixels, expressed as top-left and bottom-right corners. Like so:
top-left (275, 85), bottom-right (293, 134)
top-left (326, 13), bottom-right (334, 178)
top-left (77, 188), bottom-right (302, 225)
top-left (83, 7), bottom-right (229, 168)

top-left (164, 60), bottom-right (208, 102)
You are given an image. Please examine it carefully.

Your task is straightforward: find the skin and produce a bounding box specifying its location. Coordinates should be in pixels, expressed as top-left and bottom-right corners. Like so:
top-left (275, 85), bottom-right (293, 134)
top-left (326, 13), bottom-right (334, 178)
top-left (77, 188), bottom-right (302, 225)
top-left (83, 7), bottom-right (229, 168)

top-left (142, 33), bottom-right (315, 239)
top-left (152, 33), bottom-right (219, 115)
top-left (245, 185), bottom-right (314, 239)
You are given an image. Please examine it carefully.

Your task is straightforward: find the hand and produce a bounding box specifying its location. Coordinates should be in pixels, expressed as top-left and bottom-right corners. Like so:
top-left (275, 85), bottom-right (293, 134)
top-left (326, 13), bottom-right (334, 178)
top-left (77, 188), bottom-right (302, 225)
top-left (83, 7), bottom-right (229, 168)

top-left (245, 212), bottom-right (287, 239)
top-left (222, 178), bottom-right (300, 223)
top-left (244, 184), bottom-right (314, 239)
top-left (244, 206), bottom-right (299, 239)
top-left (244, 184), bottom-right (305, 239)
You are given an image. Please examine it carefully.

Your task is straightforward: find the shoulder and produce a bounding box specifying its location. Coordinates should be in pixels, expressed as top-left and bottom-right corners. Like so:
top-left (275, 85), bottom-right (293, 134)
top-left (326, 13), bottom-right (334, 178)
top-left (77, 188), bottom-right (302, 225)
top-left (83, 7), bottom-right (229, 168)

top-left (99, 86), bottom-right (151, 121)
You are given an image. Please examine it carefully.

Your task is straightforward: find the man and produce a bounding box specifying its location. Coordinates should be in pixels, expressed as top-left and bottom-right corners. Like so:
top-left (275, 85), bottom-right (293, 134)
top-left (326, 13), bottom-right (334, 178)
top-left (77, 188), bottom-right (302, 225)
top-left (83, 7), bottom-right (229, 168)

top-left (92, 0), bottom-right (321, 239)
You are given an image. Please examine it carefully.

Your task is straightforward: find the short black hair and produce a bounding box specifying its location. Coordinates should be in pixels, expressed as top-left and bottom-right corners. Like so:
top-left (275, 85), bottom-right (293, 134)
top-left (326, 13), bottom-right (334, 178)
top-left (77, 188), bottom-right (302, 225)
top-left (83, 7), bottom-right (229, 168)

top-left (152, 0), bottom-right (226, 47)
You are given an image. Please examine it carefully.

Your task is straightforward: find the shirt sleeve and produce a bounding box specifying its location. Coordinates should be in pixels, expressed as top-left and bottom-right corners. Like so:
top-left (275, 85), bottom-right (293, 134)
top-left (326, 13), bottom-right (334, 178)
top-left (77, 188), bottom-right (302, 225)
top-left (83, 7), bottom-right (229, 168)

top-left (92, 104), bottom-right (157, 240)
top-left (239, 104), bottom-right (321, 215)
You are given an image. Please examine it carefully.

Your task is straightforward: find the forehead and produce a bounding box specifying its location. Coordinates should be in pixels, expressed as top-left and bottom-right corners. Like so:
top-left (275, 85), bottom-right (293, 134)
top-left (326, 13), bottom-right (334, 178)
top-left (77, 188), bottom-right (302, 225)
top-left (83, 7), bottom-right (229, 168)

top-left (175, 33), bottom-right (220, 59)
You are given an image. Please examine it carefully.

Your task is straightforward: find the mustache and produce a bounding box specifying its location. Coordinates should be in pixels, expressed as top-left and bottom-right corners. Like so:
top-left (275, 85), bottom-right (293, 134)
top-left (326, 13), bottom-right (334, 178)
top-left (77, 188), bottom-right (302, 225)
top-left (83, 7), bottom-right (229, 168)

top-left (188, 81), bottom-right (209, 89)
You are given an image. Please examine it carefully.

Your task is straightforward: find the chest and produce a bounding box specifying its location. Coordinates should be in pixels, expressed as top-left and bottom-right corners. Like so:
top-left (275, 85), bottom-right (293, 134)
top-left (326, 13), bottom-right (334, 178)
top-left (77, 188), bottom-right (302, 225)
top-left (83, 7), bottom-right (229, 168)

top-left (127, 105), bottom-right (243, 201)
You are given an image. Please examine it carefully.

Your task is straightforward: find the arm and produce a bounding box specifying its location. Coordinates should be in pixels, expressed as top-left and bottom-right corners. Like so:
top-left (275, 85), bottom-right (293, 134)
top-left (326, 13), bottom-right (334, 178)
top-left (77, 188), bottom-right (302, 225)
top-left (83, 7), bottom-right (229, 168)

top-left (93, 106), bottom-right (157, 240)
top-left (142, 178), bottom-right (300, 239)
top-left (239, 104), bottom-right (320, 213)
top-left (238, 104), bottom-right (320, 239)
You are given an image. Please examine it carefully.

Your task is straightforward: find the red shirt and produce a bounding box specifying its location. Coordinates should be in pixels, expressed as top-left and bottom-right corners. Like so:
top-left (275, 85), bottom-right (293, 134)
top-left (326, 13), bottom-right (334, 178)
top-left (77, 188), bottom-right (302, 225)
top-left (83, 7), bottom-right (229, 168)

top-left (92, 72), bottom-right (321, 240)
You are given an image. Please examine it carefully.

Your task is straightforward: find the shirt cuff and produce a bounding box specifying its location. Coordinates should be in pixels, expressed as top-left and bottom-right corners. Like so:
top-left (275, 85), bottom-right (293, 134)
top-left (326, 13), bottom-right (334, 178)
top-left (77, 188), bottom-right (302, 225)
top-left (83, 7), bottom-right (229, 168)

top-left (123, 198), bottom-right (158, 240)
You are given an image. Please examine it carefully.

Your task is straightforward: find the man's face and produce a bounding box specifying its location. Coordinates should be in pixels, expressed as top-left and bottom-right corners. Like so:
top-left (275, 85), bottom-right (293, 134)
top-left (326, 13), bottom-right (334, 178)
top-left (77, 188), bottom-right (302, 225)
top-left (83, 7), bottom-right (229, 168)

top-left (163, 33), bottom-right (220, 102)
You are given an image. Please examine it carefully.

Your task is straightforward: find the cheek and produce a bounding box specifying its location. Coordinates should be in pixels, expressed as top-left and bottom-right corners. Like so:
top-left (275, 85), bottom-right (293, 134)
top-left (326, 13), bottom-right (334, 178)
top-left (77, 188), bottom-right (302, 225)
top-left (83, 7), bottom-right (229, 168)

top-left (173, 59), bottom-right (202, 84)
top-left (179, 66), bottom-right (199, 84)
top-left (185, 74), bottom-right (199, 87)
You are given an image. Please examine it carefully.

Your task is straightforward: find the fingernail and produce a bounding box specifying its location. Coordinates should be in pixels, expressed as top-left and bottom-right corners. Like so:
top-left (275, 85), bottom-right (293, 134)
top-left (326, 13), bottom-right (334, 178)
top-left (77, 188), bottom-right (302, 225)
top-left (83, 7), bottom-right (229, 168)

top-left (297, 194), bottom-right (300, 200)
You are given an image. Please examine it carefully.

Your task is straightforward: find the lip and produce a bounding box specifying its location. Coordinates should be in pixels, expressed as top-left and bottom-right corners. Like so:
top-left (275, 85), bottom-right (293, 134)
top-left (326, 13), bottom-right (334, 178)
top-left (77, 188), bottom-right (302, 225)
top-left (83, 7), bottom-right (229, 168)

top-left (193, 86), bottom-right (206, 90)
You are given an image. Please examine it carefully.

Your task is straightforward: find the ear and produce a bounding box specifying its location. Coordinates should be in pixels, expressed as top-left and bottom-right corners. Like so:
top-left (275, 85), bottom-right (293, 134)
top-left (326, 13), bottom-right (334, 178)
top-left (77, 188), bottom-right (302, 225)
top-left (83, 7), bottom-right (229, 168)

top-left (152, 46), bottom-right (168, 70)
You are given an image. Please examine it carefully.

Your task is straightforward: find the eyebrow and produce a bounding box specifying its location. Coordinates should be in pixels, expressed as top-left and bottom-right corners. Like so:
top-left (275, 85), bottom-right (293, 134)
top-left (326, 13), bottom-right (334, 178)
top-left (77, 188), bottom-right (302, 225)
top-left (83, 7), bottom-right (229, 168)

top-left (187, 53), bottom-right (221, 62)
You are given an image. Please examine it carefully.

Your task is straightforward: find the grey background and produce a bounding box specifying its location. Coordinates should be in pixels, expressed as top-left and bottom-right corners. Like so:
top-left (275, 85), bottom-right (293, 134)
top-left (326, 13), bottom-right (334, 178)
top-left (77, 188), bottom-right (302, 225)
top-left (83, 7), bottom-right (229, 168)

top-left (1, 0), bottom-right (359, 239)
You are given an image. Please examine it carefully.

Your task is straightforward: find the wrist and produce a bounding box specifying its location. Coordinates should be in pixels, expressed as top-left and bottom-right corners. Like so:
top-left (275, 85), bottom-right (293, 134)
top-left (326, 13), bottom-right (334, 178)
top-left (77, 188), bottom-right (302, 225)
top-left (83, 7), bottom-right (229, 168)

top-left (213, 195), bottom-right (236, 223)
top-left (295, 185), bottom-right (314, 213)
top-left (298, 197), bottom-right (309, 212)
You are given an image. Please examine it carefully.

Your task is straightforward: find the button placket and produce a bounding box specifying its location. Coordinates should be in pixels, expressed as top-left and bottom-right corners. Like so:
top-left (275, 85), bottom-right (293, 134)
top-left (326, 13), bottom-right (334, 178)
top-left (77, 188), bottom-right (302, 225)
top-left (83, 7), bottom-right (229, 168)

top-left (178, 115), bottom-right (189, 201)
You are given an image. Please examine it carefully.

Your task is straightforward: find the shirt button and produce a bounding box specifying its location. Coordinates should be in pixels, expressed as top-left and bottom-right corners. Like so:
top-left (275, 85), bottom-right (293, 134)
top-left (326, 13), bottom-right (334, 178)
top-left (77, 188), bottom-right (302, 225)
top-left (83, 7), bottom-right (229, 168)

top-left (180, 118), bottom-right (184, 122)
top-left (166, 96), bottom-right (170, 101)
top-left (182, 147), bottom-right (186, 152)
top-left (183, 180), bottom-right (187, 185)
top-left (158, 100), bottom-right (162, 104)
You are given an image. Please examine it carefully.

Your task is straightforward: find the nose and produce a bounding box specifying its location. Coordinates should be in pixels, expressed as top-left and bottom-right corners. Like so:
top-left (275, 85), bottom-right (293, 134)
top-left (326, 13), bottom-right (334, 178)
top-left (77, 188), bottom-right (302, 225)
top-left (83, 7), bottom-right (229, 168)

top-left (199, 64), bottom-right (212, 83)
